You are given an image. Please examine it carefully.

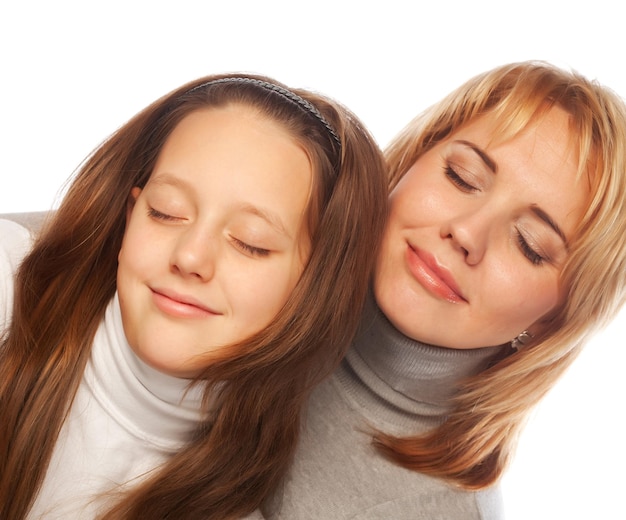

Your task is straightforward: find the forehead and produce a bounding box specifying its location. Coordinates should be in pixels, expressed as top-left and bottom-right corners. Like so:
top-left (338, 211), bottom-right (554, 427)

top-left (451, 107), bottom-right (579, 174)
top-left (148, 106), bottom-right (313, 217)
top-left (154, 105), bottom-right (309, 171)
top-left (458, 105), bottom-right (573, 152)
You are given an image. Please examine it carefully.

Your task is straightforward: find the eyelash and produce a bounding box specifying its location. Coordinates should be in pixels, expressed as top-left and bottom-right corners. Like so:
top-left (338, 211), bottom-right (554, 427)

top-left (444, 165), bottom-right (478, 193)
top-left (516, 231), bottom-right (545, 266)
top-left (147, 207), bottom-right (179, 221)
top-left (231, 237), bottom-right (270, 257)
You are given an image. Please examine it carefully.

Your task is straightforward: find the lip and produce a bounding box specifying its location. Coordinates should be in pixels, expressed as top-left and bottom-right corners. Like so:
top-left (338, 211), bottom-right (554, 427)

top-left (405, 245), bottom-right (468, 303)
top-left (150, 287), bottom-right (222, 318)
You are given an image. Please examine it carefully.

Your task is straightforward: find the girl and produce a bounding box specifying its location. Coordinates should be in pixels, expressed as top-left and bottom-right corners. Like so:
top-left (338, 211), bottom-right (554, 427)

top-left (262, 61), bottom-right (626, 519)
top-left (0, 74), bottom-right (388, 518)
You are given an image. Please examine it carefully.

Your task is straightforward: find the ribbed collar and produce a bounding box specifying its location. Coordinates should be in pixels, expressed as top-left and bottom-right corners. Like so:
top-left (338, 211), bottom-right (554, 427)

top-left (84, 294), bottom-right (206, 451)
top-left (337, 295), bottom-right (505, 434)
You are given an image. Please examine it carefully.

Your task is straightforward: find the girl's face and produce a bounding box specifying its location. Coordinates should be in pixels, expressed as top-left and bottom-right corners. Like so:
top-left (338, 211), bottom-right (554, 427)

top-left (374, 107), bottom-right (589, 349)
top-left (117, 105), bottom-right (313, 377)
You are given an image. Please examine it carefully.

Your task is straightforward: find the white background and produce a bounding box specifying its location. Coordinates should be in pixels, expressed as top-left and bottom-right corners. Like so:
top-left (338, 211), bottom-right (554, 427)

top-left (1, 2), bottom-right (624, 518)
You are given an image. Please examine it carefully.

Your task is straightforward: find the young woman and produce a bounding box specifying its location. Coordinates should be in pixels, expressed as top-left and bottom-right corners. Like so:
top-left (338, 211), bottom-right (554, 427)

top-left (0, 74), bottom-right (388, 519)
top-left (262, 61), bottom-right (626, 519)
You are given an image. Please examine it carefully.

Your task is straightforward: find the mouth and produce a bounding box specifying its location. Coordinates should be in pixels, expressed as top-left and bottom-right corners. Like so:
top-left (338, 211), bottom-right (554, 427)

top-left (150, 288), bottom-right (222, 318)
top-left (405, 245), bottom-right (468, 303)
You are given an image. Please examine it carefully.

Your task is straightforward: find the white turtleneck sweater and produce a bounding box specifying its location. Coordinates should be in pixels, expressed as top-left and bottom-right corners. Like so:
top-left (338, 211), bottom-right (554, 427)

top-left (27, 293), bottom-right (207, 518)
top-left (262, 295), bottom-right (506, 519)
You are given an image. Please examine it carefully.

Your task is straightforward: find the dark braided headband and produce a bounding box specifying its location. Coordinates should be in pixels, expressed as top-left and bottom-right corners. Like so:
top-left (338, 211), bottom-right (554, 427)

top-left (188, 77), bottom-right (342, 148)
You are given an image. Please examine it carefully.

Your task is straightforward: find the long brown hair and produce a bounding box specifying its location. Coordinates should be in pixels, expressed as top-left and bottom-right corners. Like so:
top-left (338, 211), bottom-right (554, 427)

top-left (375, 61), bottom-right (626, 488)
top-left (0, 74), bottom-right (388, 519)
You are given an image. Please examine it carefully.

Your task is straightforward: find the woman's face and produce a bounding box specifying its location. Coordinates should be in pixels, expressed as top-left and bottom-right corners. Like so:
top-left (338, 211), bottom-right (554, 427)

top-left (117, 105), bottom-right (313, 377)
top-left (374, 107), bottom-right (589, 349)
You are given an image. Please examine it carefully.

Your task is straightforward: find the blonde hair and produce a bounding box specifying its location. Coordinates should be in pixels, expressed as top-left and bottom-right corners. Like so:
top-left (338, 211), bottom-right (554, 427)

top-left (0, 74), bottom-right (388, 519)
top-left (376, 61), bottom-right (626, 488)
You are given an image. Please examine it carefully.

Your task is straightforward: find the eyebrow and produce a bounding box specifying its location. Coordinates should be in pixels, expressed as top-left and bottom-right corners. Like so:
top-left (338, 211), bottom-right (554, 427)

top-left (237, 203), bottom-right (292, 238)
top-left (150, 173), bottom-right (192, 191)
top-left (530, 205), bottom-right (568, 247)
top-left (456, 140), bottom-right (498, 173)
top-left (454, 141), bottom-right (569, 247)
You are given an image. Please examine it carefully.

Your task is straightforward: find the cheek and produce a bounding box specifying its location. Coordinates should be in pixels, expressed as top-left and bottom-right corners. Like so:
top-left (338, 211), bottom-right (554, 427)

top-left (116, 242), bottom-right (141, 310)
top-left (244, 261), bottom-right (304, 322)
top-left (117, 237), bottom-right (131, 278)
top-left (492, 267), bottom-right (561, 326)
top-left (118, 216), bottom-right (165, 275)
top-left (524, 281), bottom-right (560, 323)
top-left (117, 230), bottom-right (143, 277)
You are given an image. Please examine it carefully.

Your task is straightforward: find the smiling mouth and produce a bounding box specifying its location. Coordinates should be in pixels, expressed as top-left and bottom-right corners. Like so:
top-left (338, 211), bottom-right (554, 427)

top-left (151, 289), bottom-right (221, 318)
top-left (405, 245), bottom-right (468, 303)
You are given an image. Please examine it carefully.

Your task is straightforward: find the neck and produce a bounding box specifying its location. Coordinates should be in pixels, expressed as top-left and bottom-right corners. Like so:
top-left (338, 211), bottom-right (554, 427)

top-left (338, 294), bottom-right (505, 434)
top-left (86, 294), bottom-right (206, 449)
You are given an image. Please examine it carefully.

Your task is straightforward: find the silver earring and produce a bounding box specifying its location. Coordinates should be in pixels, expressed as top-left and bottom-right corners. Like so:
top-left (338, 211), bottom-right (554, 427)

top-left (511, 330), bottom-right (533, 350)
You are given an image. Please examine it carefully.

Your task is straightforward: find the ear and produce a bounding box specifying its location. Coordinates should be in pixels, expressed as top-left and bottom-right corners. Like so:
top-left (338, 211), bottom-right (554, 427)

top-left (126, 187), bottom-right (142, 221)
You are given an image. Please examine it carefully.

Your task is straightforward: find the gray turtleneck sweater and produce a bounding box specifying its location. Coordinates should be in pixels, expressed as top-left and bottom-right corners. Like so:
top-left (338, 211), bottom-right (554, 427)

top-left (262, 296), bottom-right (506, 519)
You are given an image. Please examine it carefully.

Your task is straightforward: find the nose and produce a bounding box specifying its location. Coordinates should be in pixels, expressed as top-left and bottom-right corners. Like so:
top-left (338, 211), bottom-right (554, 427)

top-left (441, 206), bottom-right (492, 265)
top-left (170, 225), bottom-right (216, 281)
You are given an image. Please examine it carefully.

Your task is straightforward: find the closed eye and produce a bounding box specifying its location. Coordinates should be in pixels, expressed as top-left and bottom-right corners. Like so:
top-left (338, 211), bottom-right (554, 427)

top-left (230, 237), bottom-right (270, 257)
top-left (516, 231), bottom-right (546, 266)
top-left (147, 207), bottom-right (180, 222)
top-left (444, 165), bottom-right (478, 193)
